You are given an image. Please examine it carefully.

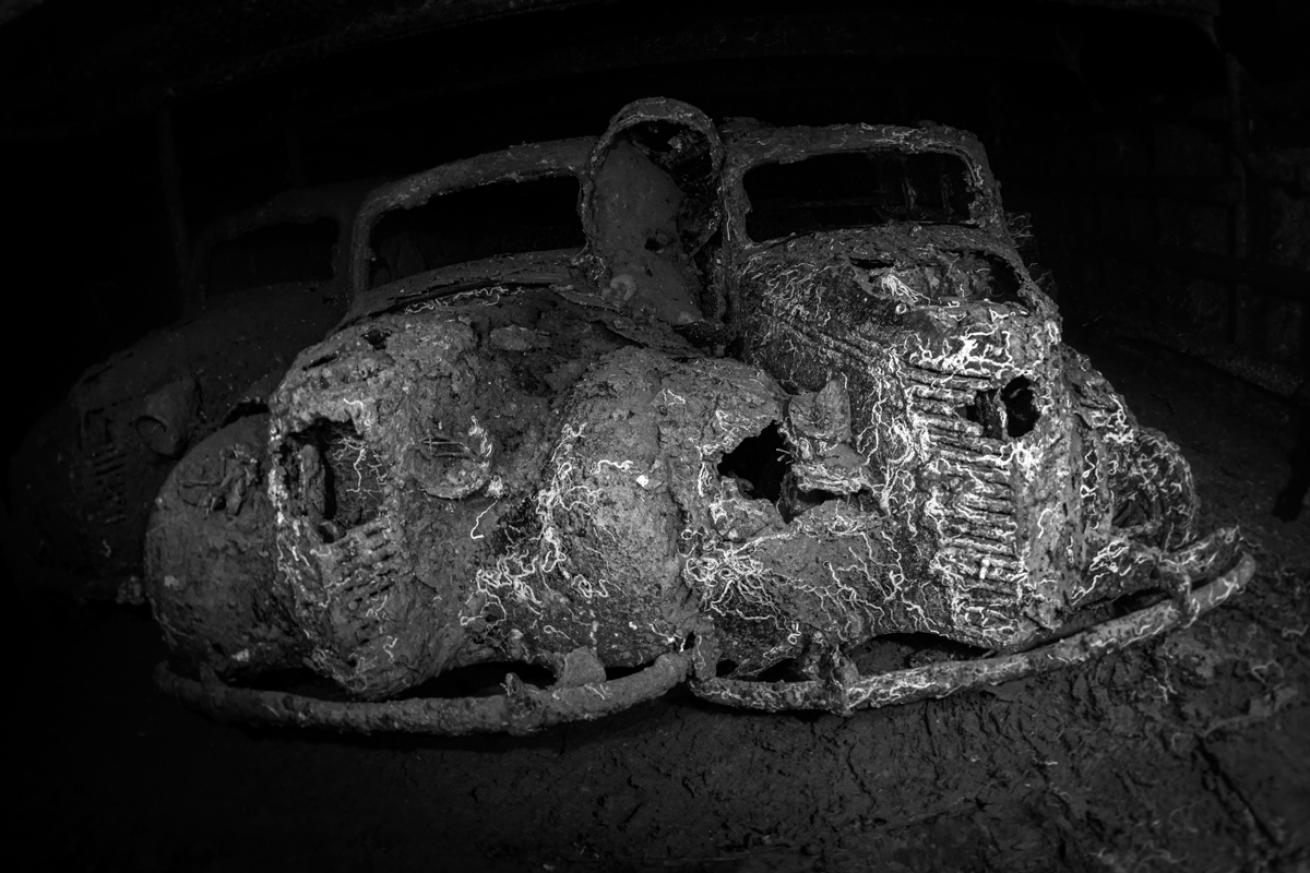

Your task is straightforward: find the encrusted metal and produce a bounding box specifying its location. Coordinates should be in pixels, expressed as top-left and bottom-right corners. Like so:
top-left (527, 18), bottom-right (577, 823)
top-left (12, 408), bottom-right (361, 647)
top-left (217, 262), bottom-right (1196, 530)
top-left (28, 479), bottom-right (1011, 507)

top-left (147, 99), bottom-right (1253, 733)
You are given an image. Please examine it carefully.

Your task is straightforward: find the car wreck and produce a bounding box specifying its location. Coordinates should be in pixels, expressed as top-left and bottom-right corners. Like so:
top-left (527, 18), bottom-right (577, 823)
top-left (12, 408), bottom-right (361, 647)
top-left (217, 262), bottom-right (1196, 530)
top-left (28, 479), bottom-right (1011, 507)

top-left (7, 182), bottom-right (372, 597)
top-left (146, 99), bottom-right (1254, 735)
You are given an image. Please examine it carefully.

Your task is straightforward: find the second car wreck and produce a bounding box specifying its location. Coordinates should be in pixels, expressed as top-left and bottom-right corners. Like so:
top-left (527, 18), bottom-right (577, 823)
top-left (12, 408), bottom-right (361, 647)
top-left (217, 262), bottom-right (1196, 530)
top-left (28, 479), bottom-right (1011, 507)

top-left (7, 182), bottom-right (373, 596)
top-left (146, 99), bottom-right (1254, 735)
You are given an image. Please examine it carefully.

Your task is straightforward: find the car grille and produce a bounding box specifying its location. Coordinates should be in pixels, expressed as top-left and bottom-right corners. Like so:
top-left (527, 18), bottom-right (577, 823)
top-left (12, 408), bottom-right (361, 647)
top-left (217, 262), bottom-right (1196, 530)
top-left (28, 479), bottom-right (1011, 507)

top-left (902, 360), bottom-right (1026, 636)
top-left (81, 441), bottom-right (129, 530)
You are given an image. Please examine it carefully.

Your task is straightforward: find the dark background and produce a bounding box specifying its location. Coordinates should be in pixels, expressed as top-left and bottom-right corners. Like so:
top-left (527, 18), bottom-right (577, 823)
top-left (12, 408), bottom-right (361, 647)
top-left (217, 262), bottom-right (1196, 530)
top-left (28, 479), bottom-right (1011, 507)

top-left (1, 0), bottom-right (1306, 457)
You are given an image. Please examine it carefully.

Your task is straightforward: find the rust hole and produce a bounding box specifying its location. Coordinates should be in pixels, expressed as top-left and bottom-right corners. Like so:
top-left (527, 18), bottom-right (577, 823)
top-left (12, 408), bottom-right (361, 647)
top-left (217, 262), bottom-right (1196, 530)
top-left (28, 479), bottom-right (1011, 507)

top-left (957, 377), bottom-right (1039, 439)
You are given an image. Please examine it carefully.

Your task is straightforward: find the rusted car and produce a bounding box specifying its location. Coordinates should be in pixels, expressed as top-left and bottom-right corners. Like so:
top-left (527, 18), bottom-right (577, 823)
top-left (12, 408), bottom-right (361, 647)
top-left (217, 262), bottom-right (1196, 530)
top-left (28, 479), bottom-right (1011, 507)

top-left (690, 117), bottom-right (1249, 711)
top-left (146, 133), bottom-right (598, 674)
top-left (6, 182), bottom-right (371, 597)
top-left (148, 99), bottom-right (1252, 734)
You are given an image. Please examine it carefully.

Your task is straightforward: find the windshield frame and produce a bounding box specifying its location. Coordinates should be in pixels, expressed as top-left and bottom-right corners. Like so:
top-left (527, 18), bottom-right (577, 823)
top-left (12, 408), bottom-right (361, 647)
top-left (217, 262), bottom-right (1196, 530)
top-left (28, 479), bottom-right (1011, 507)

top-left (346, 137), bottom-right (595, 301)
top-left (721, 121), bottom-right (1009, 248)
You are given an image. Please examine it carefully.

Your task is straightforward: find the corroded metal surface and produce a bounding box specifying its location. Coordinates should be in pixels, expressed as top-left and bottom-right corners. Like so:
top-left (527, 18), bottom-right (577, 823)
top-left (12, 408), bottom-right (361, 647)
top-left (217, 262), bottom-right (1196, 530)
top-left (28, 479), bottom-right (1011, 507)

top-left (267, 292), bottom-right (690, 697)
top-left (146, 414), bottom-right (300, 678)
top-left (148, 99), bottom-right (1253, 732)
top-left (155, 651), bottom-right (695, 736)
top-left (157, 554), bottom-right (1250, 733)
top-left (695, 552), bottom-right (1252, 714)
